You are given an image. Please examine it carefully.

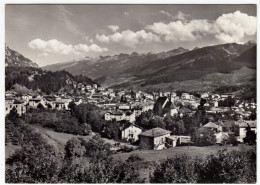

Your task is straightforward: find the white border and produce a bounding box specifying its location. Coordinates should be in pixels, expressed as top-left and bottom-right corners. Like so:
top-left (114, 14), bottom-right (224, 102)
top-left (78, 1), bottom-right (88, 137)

top-left (0, 1), bottom-right (258, 185)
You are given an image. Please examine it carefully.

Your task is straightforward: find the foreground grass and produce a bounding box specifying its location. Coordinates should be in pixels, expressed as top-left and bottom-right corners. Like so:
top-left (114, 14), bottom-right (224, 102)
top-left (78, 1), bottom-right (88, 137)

top-left (113, 144), bottom-right (254, 162)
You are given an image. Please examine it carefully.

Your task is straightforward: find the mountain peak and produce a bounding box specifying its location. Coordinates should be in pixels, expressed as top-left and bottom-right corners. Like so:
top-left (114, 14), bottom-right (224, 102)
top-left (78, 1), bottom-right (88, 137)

top-left (5, 45), bottom-right (39, 68)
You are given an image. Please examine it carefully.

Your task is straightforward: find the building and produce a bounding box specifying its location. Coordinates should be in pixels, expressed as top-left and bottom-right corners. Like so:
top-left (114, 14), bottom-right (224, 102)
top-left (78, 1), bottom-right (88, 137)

top-left (199, 122), bottom-right (222, 132)
top-left (154, 97), bottom-right (177, 117)
top-left (5, 99), bottom-right (26, 115)
top-left (181, 93), bottom-right (190, 100)
top-left (201, 92), bottom-right (209, 98)
top-left (125, 111), bottom-right (136, 123)
top-left (139, 128), bottom-right (171, 150)
top-left (28, 97), bottom-right (46, 108)
top-left (104, 111), bottom-right (125, 122)
top-left (166, 135), bottom-right (192, 147)
top-left (215, 132), bottom-right (229, 144)
top-left (234, 120), bottom-right (256, 142)
top-left (121, 124), bottom-right (142, 142)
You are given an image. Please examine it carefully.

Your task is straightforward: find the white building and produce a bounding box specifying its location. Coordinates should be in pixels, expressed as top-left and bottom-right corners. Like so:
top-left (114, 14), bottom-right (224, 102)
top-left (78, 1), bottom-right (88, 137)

top-left (121, 124), bottom-right (142, 142)
top-left (181, 93), bottom-right (190, 100)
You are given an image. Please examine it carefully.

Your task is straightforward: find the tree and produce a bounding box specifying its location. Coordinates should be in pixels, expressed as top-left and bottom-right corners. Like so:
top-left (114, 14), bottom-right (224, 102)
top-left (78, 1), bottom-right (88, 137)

top-left (101, 120), bottom-right (120, 140)
top-left (198, 129), bottom-right (216, 145)
top-left (227, 135), bottom-right (238, 146)
top-left (37, 103), bottom-right (44, 109)
top-left (126, 154), bottom-right (143, 163)
top-left (81, 135), bottom-right (112, 161)
top-left (64, 138), bottom-right (86, 160)
top-left (150, 155), bottom-right (200, 183)
top-left (6, 107), bottom-right (20, 122)
top-left (68, 101), bottom-right (76, 112)
top-left (199, 149), bottom-right (256, 183)
top-left (46, 103), bottom-right (52, 109)
top-left (243, 126), bottom-right (256, 145)
top-left (83, 157), bottom-right (144, 183)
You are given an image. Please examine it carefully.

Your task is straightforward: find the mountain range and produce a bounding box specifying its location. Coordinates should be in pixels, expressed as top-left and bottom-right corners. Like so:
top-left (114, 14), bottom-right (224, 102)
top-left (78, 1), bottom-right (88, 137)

top-left (43, 41), bottom-right (256, 92)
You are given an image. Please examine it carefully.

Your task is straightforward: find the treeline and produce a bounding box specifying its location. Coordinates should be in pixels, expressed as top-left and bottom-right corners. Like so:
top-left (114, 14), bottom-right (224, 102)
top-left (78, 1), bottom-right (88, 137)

top-left (23, 108), bottom-right (91, 135)
top-left (215, 84), bottom-right (256, 102)
top-left (5, 66), bottom-right (97, 94)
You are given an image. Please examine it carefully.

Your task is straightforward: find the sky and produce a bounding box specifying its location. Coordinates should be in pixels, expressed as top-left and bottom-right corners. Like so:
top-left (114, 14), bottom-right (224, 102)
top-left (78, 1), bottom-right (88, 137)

top-left (5, 4), bottom-right (257, 67)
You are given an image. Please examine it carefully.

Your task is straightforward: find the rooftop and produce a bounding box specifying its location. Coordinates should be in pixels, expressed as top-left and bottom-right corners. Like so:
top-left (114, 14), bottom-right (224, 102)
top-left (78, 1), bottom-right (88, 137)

top-left (139, 127), bottom-right (171, 138)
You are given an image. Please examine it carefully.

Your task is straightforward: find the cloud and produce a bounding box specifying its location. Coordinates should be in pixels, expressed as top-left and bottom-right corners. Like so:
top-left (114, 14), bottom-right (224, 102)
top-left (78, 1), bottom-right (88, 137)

top-left (124, 11), bottom-right (130, 16)
top-left (146, 11), bottom-right (256, 43)
top-left (160, 10), bottom-right (172, 18)
top-left (96, 30), bottom-right (161, 48)
top-left (108, 25), bottom-right (119, 32)
top-left (160, 10), bottom-right (190, 21)
top-left (56, 5), bottom-right (84, 35)
top-left (28, 39), bottom-right (108, 56)
top-left (215, 11), bottom-right (257, 43)
top-left (38, 52), bottom-right (49, 57)
top-left (174, 11), bottom-right (190, 21)
top-left (146, 19), bottom-right (215, 42)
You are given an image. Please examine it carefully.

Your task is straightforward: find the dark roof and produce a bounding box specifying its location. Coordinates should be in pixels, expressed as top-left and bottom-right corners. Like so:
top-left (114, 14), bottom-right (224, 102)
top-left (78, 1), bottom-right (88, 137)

top-left (236, 120), bottom-right (256, 128)
top-left (139, 127), bottom-right (171, 138)
top-left (179, 107), bottom-right (192, 114)
top-left (122, 123), bottom-right (143, 130)
top-left (157, 97), bottom-right (168, 106)
top-left (109, 110), bottom-right (124, 116)
top-left (125, 110), bottom-right (133, 116)
top-left (219, 120), bottom-right (235, 127)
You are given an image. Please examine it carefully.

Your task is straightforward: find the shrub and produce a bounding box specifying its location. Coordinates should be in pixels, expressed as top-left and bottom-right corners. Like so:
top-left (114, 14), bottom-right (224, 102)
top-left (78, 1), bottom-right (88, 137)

top-left (150, 155), bottom-right (200, 183)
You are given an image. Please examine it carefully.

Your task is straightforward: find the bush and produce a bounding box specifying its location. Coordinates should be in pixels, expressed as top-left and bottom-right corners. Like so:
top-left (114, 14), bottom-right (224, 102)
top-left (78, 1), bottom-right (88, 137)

top-left (126, 154), bottom-right (143, 163)
top-left (199, 149), bottom-right (256, 183)
top-left (150, 155), bottom-right (200, 183)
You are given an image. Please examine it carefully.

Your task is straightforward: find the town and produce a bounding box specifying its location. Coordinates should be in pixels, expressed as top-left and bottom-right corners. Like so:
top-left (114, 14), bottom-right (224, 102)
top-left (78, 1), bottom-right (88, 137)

top-left (5, 78), bottom-right (257, 150)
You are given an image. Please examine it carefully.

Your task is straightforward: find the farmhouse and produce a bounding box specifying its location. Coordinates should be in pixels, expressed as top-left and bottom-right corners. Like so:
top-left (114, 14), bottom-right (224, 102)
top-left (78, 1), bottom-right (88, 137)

top-left (121, 124), bottom-right (142, 142)
top-left (139, 127), bottom-right (171, 150)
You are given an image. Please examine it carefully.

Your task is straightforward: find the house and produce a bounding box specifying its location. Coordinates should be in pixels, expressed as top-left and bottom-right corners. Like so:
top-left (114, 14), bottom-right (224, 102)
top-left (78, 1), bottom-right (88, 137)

top-left (125, 111), bottom-right (136, 123)
top-left (181, 93), bottom-right (190, 100)
top-left (28, 97), bottom-right (45, 108)
top-left (121, 124), bottom-right (142, 142)
top-left (217, 120), bottom-right (235, 134)
top-left (166, 135), bottom-right (192, 147)
top-left (104, 111), bottom-right (125, 122)
top-left (5, 99), bottom-right (26, 115)
top-left (118, 104), bottom-right (131, 110)
top-left (201, 92), bottom-right (209, 98)
top-left (53, 101), bottom-right (69, 110)
top-left (199, 122), bottom-right (222, 132)
top-left (93, 84), bottom-right (98, 89)
top-left (139, 128), bottom-right (171, 150)
top-left (215, 132), bottom-right (229, 144)
top-left (234, 120), bottom-right (256, 142)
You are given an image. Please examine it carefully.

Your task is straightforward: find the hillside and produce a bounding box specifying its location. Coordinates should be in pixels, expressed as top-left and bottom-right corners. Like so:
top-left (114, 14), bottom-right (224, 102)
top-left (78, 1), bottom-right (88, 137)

top-left (5, 66), bottom-right (98, 94)
top-left (42, 42), bottom-right (256, 91)
top-left (234, 45), bottom-right (256, 69)
top-left (5, 44), bottom-right (38, 68)
top-left (5, 67), bottom-right (98, 94)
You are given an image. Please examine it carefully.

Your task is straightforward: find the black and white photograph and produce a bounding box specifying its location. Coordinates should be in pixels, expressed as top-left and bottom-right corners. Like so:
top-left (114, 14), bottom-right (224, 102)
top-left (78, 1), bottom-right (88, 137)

top-left (3, 3), bottom-right (257, 183)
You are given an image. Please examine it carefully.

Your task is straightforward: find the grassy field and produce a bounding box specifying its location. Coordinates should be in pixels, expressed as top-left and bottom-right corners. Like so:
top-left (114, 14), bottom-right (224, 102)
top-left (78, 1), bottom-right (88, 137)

top-left (113, 144), bottom-right (254, 162)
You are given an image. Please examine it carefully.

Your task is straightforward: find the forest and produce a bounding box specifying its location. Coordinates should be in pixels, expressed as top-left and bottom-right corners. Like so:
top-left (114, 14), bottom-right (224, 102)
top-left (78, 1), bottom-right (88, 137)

top-left (5, 66), bottom-right (97, 94)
